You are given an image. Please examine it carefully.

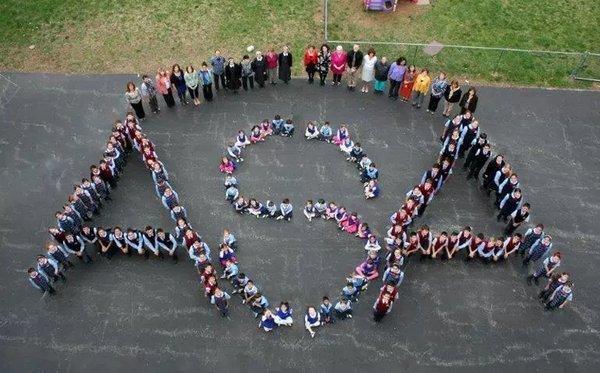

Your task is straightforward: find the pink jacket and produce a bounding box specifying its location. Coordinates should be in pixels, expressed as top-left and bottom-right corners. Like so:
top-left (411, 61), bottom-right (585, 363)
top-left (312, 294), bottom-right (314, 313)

top-left (155, 74), bottom-right (171, 95)
top-left (219, 161), bottom-right (235, 174)
top-left (331, 51), bottom-right (347, 74)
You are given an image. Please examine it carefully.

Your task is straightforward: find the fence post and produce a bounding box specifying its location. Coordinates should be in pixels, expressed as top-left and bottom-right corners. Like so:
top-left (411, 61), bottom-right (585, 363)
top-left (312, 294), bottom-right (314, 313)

top-left (493, 49), bottom-right (505, 74)
top-left (323, 0), bottom-right (329, 42)
top-left (570, 51), bottom-right (589, 78)
top-left (413, 45), bottom-right (418, 65)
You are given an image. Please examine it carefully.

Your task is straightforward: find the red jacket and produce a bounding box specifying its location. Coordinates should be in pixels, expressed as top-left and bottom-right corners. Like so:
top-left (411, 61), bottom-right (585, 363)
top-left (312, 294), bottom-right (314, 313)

top-left (304, 52), bottom-right (318, 66)
top-left (266, 53), bottom-right (278, 69)
top-left (374, 295), bottom-right (393, 313)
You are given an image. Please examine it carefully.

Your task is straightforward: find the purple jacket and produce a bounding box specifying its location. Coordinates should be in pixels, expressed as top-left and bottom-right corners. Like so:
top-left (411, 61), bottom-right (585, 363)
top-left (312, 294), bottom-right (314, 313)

top-left (388, 63), bottom-right (406, 81)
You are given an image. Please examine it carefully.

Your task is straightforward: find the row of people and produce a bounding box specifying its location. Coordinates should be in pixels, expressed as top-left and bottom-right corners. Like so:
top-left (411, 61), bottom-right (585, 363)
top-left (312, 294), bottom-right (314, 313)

top-left (303, 199), bottom-right (371, 238)
top-left (132, 112), bottom-right (238, 315)
top-left (306, 44), bottom-right (479, 117)
top-left (29, 114), bottom-right (203, 296)
top-left (304, 122), bottom-right (380, 195)
top-left (381, 109), bottom-right (577, 311)
top-left (435, 113), bottom-right (576, 303)
top-left (220, 115), bottom-right (296, 175)
top-left (126, 45), bottom-right (479, 127)
top-left (220, 116), bottom-right (298, 221)
top-left (438, 111), bottom-right (532, 235)
top-left (28, 113), bottom-right (146, 292)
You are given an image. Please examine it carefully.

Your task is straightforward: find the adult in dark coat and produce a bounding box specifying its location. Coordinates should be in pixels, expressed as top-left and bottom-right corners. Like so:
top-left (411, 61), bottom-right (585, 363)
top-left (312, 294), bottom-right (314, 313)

top-left (252, 51), bottom-right (268, 88)
top-left (459, 86), bottom-right (478, 114)
top-left (278, 46), bottom-right (293, 83)
top-left (346, 44), bottom-right (364, 90)
top-left (225, 58), bottom-right (242, 93)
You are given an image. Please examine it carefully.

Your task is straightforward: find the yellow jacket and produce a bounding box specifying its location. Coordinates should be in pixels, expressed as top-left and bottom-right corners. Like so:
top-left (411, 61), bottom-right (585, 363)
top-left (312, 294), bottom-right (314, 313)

top-left (413, 73), bottom-right (431, 94)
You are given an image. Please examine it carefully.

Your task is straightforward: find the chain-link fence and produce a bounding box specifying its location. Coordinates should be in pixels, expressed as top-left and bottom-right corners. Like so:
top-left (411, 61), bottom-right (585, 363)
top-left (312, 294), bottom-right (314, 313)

top-left (323, 1), bottom-right (599, 86)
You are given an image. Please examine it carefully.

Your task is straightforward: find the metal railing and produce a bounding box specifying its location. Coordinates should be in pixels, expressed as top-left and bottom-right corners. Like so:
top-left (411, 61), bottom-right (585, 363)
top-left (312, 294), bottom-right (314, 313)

top-left (322, 0), bottom-right (600, 83)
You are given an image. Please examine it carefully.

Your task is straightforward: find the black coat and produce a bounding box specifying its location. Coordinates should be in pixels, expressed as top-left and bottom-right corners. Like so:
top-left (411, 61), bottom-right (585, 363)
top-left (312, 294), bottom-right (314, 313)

top-left (459, 92), bottom-right (478, 113)
top-left (374, 61), bottom-right (390, 81)
top-left (278, 53), bottom-right (293, 81)
top-left (346, 50), bottom-right (364, 69)
top-left (444, 86), bottom-right (462, 102)
top-left (225, 63), bottom-right (242, 90)
top-left (252, 58), bottom-right (267, 84)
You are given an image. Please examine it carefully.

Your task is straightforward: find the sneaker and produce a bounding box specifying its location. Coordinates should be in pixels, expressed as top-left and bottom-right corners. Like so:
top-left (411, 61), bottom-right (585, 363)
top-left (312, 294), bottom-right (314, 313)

top-left (347, 314), bottom-right (352, 319)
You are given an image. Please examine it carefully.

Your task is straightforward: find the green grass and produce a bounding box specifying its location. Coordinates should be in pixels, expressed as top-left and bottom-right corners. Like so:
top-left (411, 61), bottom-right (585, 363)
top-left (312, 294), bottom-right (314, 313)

top-left (327, 0), bottom-right (600, 87)
top-left (0, 0), bottom-right (598, 88)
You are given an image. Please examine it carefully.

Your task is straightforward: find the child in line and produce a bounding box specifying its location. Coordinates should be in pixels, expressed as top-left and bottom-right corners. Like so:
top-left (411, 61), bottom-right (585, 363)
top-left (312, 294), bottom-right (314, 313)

top-left (465, 233), bottom-right (485, 261)
top-left (319, 122), bottom-right (333, 142)
top-left (527, 252), bottom-right (562, 285)
top-left (519, 224), bottom-right (544, 257)
top-left (265, 200), bottom-right (278, 217)
top-left (341, 212), bottom-right (360, 234)
top-left (222, 229), bottom-right (237, 250)
top-left (324, 202), bottom-right (338, 220)
top-left (314, 199), bottom-right (327, 217)
top-left (355, 258), bottom-right (379, 281)
top-left (347, 143), bottom-right (365, 163)
top-left (250, 125), bottom-right (263, 143)
top-left (359, 155), bottom-right (372, 171)
top-left (234, 196), bottom-right (248, 214)
top-left (271, 115), bottom-right (285, 135)
top-left (242, 280), bottom-right (259, 303)
top-left (539, 272), bottom-right (569, 303)
top-left (303, 200), bottom-right (317, 221)
top-left (27, 268), bottom-right (55, 294)
top-left (339, 137), bottom-right (355, 155)
top-left (360, 163), bottom-right (379, 183)
top-left (46, 243), bottom-right (73, 269)
top-left (281, 119), bottom-right (295, 137)
top-left (259, 119), bottom-right (272, 138)
top-left (225, 185), bottom-right (239, 203)
top-left (259, 309), bottom-right (277, 332)
top-left (364, 235), bottom-right (381, 251)
top-left (222, 260), bottom-right (239, 280)
top-left (364, 180), bottom-right (380, 199)
top-left (249, 292), bottom-right (269, 317)
top-left (219, 157), bottom-right (236, 174)
top-left (334, 298), bottom-right (353, 320)
top-left (248, 199), bottom-right (269, 218)
top-left (274, 302), bottom-right (294, 326)
top-left (430, 232), bottom-right (448, 259)
top-left (227, 143), bottom-right (244, 163)
top-left (545, 282), bottom-right (573, 311)
top-left (382, 264), bottom-right (404, 287)
top-left (333, 125), bottom-right (349, 145)
top-left (356, 223), bottom-right (371, 240)
top-left (334, 206), bottom-right (348, 226)
top-left (320, 296), bottom-right (335, 324)
top-left (304, 307), bottom-right (321, 338)
top-left (305, 122), bottom-right (320, 139)
top-left (232, 273), bottom-right (249, 294)
top-left (235, 130), bottom-right (251, 148)
top-left (502, 234), bottom-right (522, 259)
top-left (210, 287), bottom-right (231, 317)
top-left (347, 271), bottom-right (369, 293)
top-left (276, 198), bottom-right (293, 221)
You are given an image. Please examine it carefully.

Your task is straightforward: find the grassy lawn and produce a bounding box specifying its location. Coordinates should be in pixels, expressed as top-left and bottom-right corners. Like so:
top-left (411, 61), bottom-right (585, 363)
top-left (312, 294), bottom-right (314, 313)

top-left (0, 0), bottom-right (598, 88)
